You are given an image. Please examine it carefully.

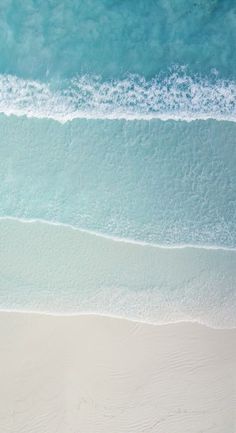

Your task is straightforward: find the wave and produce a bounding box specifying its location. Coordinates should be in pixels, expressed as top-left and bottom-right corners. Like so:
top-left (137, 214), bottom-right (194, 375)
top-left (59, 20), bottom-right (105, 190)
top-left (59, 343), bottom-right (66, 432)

top-left (0, 217), bottom-right (235, 329)
top-left (0, 216), bottom-right (235, 252)
top-left (0, 71), bottom-right (235, 122)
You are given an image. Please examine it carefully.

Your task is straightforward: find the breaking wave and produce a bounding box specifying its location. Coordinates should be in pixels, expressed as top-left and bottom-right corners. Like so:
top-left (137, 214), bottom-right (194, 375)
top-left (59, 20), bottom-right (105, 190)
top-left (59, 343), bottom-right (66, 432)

top-left (0, 71), bottom-right (235, 122)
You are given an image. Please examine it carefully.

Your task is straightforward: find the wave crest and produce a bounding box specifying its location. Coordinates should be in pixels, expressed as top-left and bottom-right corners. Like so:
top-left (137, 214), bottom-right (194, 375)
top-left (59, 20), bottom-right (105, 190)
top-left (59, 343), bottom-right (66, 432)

top-left (0, 71), bottom-right (235, 122)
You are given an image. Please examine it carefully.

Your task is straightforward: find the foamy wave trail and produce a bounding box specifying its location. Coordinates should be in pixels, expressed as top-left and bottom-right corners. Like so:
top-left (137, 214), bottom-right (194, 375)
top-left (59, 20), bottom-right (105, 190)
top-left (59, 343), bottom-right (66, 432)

top-left (0, 72), bottom-right (236, 121)
top-left (0, 114), bottom-right (235, 248)
top-left (0, 218), bottom-right (235, 328)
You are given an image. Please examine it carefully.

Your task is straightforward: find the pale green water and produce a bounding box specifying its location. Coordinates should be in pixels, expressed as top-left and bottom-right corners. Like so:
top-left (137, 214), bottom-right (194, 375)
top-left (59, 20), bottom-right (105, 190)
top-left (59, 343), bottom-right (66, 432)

top-left (0, 115), bottom-right (235, 248)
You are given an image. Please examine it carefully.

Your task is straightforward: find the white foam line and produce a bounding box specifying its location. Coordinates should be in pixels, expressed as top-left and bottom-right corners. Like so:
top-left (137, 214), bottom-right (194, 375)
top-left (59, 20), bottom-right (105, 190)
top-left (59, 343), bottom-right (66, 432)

top-left (0, 307), bottom-right (234, 330)
top-left (1, 215), bottom-right (235, 252)
top-left (1, 110), bottom-right (236, 123)
top-left (0, 73), bottom-right (235, 123)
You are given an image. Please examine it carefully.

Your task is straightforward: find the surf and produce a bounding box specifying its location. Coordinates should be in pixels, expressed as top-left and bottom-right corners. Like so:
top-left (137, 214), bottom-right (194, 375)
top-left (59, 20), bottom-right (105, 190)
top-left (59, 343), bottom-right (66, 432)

top-left (0, 72), bottom-right (235, 122)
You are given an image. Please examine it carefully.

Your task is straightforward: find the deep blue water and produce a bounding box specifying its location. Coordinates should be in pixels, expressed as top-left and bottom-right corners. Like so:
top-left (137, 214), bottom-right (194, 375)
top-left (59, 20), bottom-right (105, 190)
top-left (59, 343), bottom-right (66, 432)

top-left (0, 0), bottom-right (235, 121)
top-left (0, 0), bottom-right (235, 80)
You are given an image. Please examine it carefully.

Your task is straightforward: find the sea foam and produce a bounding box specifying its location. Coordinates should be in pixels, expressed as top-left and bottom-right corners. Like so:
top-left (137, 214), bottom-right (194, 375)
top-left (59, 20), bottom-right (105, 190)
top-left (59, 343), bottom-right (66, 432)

top-left (0, 72), bottom-right (235, 122)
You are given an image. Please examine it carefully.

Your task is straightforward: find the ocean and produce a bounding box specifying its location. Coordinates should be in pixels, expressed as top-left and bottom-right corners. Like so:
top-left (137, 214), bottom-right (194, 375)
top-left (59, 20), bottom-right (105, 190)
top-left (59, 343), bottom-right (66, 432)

top-left (0, 0), bottom-right (235, 327)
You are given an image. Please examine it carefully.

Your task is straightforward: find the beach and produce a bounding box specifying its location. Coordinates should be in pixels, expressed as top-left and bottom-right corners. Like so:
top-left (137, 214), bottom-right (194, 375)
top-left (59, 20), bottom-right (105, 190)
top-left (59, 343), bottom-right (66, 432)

top-left (0, 312), bottom-right (235, 433)
top-left (0, 1), bottom-right (235, 432)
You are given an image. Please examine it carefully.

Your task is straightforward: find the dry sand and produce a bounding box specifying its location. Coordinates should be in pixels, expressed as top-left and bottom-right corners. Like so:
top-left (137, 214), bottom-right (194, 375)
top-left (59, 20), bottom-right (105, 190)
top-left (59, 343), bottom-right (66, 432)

top-left (0, 312), bottom-right (235, 433)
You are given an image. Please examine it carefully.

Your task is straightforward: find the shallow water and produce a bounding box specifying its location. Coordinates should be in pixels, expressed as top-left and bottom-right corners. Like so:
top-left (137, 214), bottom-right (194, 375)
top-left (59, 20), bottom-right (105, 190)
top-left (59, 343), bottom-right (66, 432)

top-left (0, 218), bottom-right (235, 328)
top-left (0, 115), bottom-right (235, 248)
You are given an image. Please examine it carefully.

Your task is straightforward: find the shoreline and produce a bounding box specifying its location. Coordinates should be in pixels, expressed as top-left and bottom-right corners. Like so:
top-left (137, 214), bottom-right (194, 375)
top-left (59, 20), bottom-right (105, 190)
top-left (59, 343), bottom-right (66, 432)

top-left (1, 217), bottom-right (235, 329)
top-left (0, 309), bottom-right (235, 331)
top-left (1, 215), bottom-right (235, 251)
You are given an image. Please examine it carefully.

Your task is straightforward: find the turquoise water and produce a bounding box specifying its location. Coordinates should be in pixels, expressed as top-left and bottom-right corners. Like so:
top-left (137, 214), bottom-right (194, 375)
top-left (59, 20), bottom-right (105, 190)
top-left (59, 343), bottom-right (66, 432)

top-left (0, 0), bottom-right (235, 325)
top-left (0, 0), bottom-right (235, 80)
top-left (0, 0), bottom-right (235, 121)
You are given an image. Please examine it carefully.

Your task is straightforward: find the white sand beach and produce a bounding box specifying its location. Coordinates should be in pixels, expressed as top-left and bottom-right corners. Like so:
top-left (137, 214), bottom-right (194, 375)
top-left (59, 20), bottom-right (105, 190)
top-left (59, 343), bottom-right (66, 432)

top-left (0, 312), bottom-right (235, 433)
